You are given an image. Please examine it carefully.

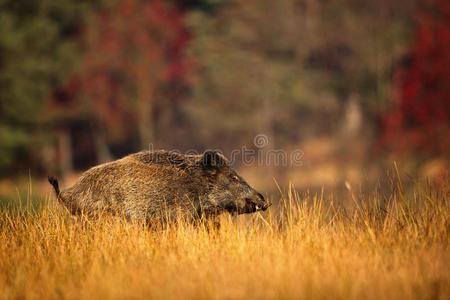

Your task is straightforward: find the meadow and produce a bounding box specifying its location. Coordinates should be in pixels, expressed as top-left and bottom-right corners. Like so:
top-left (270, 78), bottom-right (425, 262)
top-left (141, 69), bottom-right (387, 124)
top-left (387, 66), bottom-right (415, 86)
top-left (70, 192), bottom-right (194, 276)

top-left (0, 173), bottom-right (448, 300)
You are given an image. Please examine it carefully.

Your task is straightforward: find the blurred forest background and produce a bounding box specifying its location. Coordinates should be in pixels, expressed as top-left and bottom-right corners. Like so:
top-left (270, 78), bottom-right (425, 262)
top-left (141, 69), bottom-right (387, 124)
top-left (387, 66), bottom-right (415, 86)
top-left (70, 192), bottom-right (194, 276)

top-left (0, 0), bottom-right (448, 199)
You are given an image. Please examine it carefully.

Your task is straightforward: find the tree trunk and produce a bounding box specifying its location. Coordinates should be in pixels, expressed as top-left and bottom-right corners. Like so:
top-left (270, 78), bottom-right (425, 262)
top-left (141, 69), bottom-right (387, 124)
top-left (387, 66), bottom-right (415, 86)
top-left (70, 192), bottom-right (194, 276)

top-left (57, 129), bottom-right (73, 177)
top-left (137, 97), bottom-right (154, 151)
top-left (92, 125), bottom-right (113, 164)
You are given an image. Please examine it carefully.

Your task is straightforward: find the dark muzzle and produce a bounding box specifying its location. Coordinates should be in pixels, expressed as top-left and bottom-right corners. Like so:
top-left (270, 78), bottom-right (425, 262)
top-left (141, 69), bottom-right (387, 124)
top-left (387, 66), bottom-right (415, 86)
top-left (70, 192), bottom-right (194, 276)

top-left (245, 193), bottom-right (270, 213)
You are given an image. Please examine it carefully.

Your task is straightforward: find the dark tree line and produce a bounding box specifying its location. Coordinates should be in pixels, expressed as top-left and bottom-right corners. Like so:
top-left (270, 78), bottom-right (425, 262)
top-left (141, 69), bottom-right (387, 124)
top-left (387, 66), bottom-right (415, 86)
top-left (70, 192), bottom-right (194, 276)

top-left (1, 0), bottom-right (447, 178)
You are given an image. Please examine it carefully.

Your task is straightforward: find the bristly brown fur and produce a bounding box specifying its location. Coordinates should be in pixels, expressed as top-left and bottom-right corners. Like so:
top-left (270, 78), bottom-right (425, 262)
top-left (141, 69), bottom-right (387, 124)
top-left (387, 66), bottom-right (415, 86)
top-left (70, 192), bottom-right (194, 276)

top-left (49, 150), bottom-right (269, 223)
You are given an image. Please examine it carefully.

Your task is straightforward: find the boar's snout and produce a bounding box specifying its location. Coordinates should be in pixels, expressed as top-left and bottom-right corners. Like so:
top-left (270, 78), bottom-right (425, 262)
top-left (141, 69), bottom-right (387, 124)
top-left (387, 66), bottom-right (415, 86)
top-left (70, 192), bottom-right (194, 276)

top-left (257, 193), bottom-right (271, 211)
top-left (245, 192), bottom-right (271, 213)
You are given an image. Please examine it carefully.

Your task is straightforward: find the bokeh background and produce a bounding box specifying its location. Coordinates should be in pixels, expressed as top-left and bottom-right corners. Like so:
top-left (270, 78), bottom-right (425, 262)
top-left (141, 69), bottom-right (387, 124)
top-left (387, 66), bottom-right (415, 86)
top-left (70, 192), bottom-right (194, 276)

top-left (0, 0), bottom-right (448, 201)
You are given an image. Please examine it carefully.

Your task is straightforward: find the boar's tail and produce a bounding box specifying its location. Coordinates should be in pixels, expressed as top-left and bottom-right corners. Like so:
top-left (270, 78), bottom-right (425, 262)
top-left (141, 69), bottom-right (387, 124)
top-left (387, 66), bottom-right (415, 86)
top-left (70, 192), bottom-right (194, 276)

top-left (48, 176), bottom-right (60, 196)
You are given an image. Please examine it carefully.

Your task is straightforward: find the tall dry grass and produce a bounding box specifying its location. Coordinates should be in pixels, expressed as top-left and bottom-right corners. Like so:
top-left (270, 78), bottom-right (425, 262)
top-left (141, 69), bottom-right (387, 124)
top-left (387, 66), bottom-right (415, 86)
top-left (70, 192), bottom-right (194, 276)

top-left (0, 174), bottom-right (449, 299)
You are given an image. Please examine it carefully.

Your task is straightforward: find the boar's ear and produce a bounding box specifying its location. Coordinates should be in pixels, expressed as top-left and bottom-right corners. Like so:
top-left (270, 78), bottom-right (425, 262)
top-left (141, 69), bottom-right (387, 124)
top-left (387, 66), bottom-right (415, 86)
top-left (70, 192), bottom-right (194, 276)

top-left (201, 150), bottom-right (225, 169)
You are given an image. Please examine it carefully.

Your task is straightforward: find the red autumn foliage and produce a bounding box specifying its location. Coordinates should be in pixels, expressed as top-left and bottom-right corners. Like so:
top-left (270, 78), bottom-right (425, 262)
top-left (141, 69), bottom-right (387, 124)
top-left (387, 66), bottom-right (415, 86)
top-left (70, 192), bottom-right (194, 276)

top-left (380, 0), bottom-right (450, 158)
top-left (48, 0), bottom-right (193, 141)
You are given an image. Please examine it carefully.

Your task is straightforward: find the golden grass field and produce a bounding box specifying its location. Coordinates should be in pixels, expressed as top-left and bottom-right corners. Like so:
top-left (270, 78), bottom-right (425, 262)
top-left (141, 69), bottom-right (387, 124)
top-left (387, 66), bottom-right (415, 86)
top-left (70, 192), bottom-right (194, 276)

top-left (0, 174), bottom-right (449, 299)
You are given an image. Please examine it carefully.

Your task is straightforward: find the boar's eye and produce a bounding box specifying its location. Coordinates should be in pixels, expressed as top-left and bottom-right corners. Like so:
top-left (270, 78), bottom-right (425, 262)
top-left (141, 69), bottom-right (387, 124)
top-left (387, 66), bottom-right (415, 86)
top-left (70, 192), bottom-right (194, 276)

top-left (230, 175), bottom-right (240, 182)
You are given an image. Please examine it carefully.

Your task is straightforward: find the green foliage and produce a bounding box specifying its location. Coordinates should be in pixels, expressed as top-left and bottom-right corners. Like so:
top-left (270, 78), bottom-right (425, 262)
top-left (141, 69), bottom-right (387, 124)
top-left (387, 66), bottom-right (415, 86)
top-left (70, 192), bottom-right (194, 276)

top-left (0, 0), bottom-right (110, 174)
top-left (0, 125), bottom-right (28, 170)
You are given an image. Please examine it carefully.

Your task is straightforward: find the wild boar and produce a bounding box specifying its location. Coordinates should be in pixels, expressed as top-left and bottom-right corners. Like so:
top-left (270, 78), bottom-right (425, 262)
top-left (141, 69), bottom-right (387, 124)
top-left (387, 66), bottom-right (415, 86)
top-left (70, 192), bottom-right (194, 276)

top-left (48, 150), bottom-right (270, 223)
